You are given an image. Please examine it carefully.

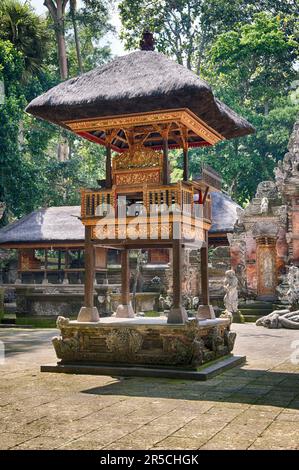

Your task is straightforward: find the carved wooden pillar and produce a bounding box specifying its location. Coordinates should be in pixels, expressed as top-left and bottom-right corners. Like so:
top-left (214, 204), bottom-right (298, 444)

top-left (121, 249), bottom-right (130, 306)
top-left (63, 248), bottom-right (69, 284)
top-left (162, 136), bottom-right (170, 185)
top-left (106, 144), bottom-right (112, 189)
top-left (77, 226), bottom-right (99, 322)
top-left (183, 147), bottom-right (189, 181)
top-left (43, 249), bottom-right (48, 284)
top-left (168, 240), bottom-right (188, 324)
top-left (84, 228), bottom-right (94, 308)
top-left (115, 248), bottom-right (134, 318)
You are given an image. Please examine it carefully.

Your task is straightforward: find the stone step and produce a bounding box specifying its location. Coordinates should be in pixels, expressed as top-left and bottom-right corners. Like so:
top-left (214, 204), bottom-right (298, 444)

top-left (240, 308), bottom-right (273, 315)
top-left (242, 314), bottom-right (261, 323)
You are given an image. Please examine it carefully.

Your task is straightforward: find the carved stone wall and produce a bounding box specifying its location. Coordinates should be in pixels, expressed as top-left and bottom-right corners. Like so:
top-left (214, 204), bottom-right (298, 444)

top-left (229, 119), bottom-right (299, 299)
top-left (53, 316), bottom-right (235, 369)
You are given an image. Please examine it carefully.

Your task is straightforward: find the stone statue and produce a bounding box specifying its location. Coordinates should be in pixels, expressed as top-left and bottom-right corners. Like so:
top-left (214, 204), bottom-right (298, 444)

top-left (234, 207), bottom-right (245, 232)
top-left (255, 181), bottom-right (277, 199)
top-left (260, 197), bottom-right (269, 214)
top-left (286, 265), bottom-right (299, 306)
top-left (256, 309), bottom-right (299, 329)
top-left (283, 152), bottom-right (293, 176)
top-left (274, 161), bottom-right (285, 194)
top-left (223, 269), bottom-right (239, 315)
top-left (159, 294), bottom-right (172, 311)
top-left (192, 296), bottom-right (200, 310)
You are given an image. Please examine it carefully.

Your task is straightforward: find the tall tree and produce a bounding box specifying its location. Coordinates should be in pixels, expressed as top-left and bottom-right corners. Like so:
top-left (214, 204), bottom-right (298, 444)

top-left (69, 0), bottom-right (83, 74)
top-left (44, 0), bottom-right (68, 79)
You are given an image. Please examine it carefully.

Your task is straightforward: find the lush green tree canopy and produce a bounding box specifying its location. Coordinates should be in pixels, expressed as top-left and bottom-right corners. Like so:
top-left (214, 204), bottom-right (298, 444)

top-left (119, 3), bottom-right (299, 204)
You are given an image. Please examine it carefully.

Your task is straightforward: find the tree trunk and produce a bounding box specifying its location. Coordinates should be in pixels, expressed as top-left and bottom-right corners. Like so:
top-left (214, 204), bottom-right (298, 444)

top-left (70, 0), bottom-right (83, 74)
top-left (44, 1), bottom-right (69, 160)
top-left (44, 0), bottom-right (68, 80)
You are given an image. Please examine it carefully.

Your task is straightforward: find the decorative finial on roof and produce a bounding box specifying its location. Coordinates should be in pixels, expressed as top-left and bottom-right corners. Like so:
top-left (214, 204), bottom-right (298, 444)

top-left (140, 30), bottom-right (155, 51)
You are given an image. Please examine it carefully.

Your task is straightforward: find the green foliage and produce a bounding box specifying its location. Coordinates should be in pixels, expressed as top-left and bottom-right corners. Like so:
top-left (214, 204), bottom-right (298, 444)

top-left (198, 12), bottom-right (299, 202)
top-left (66, 0), bottom-right (113, 75)
top-left (119, 0), bottom-right (298, 71)
top-left (0, 0), bottom-right (112, 223)
top-left (0, 0), bottom-right (50, 80)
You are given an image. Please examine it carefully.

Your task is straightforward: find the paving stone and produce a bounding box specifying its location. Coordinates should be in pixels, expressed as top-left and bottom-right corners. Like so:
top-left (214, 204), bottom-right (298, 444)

top-left (248, 420), bottom-right (299, 450)
top-left (1, 324), bottom-right (299, 450)
top-left (0, 432), bottom-right (36, 450)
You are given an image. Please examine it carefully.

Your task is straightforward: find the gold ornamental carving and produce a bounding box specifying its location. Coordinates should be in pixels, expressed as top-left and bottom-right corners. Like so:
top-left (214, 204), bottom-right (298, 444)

top-left (113, 144), bottom-right (162, 171)
top-left (63, 109), bottom-right (224, 145)
top-left (115, 170), bottom-right (160, 185)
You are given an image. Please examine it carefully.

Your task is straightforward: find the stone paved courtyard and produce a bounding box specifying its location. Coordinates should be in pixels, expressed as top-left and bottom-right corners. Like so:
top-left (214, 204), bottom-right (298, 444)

top-left (0, 323), bottom-right (299, 450)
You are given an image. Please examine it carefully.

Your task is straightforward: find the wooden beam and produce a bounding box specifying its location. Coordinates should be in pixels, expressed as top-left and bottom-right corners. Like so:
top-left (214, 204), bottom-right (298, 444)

top-left (84, 226), bottom-right (94, 308)
top-left (183, 147), bottom-right (189, 181)
top-left (200, 233), bottom-right (209, 305)
top-left (162, 136), bottom-right (170, 185)
top-left (121, 249), bottom-right (130, 306)
top-left (172, 239), bottom-right (182, 309)
top-left (106, 145), bottom-right (112, 189)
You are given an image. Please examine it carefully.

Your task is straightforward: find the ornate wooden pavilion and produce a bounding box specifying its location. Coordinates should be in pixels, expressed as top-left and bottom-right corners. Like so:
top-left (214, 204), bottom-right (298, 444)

top-left (26, 32), bottom-right (253, 377)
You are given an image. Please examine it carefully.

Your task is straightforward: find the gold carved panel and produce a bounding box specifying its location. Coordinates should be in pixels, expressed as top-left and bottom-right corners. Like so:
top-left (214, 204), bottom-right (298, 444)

top-left (113, 144), bottom-right (163, 185)
top-left (113, 144), bottom-right (162, 171)
top-left (115, 169), bottom-right (161, 185)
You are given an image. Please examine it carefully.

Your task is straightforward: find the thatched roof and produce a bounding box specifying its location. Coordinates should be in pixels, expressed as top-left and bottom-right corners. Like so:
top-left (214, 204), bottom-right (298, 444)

top-left (0, 194), bottom-right (241, 246)
top-left (26, 51), bottom-right (254, 140)
top-left (0, 206), bottom-right (83, 246)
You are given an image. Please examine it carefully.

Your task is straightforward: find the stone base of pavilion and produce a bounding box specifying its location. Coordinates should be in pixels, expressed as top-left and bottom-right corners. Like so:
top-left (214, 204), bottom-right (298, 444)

top-left (41, 316), bottom-right (245, 380)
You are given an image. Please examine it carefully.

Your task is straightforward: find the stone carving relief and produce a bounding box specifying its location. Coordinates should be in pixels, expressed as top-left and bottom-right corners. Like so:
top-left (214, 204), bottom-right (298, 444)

top-left (252, 221), bottom-right (279, 239)
top-left (106, 328), bottom-right (143, 358)
top-left (255, 181), bottom-right (278, 199)
top-left (260, 197), bottom-right (269, 214)
top-left (277, 265), bottom-right (299, 306)
top-left (256, 309), bottom-right (299, 329)
top-left (52, 318), bottom-right (235, 368)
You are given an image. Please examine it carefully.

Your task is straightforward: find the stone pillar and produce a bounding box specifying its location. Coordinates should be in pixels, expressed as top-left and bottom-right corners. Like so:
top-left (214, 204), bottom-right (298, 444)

top-left (197, 232), bottom-right (215, 319)
top-left (77, 226), bottom-right (99, 322)
top-left (168, 240), bottom-right (188, 324)
top-left (115, 248), bottom-right (134, 318)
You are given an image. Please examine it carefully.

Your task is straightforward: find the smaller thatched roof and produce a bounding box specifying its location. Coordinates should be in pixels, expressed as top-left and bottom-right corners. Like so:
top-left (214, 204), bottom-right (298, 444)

top-left (0, 194), bottom-right (241, 246)
top-left (0, 206), bottom-right (83, 246)
top-left (26, 50), bottom-right (254, 141)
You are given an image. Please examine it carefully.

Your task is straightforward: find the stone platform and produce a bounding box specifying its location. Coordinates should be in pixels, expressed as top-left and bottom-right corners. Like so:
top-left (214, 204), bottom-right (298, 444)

top-left (42, 316), bottom-right (243, 379)
top-left (41, 355), bottom-right (246, 380)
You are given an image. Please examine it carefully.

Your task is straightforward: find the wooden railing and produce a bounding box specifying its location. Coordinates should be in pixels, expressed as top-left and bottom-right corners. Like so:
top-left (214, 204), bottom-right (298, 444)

top-left (81, 182), bottom-right (211, 222)
top-left (82, 189), bottom-right (115, 218)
